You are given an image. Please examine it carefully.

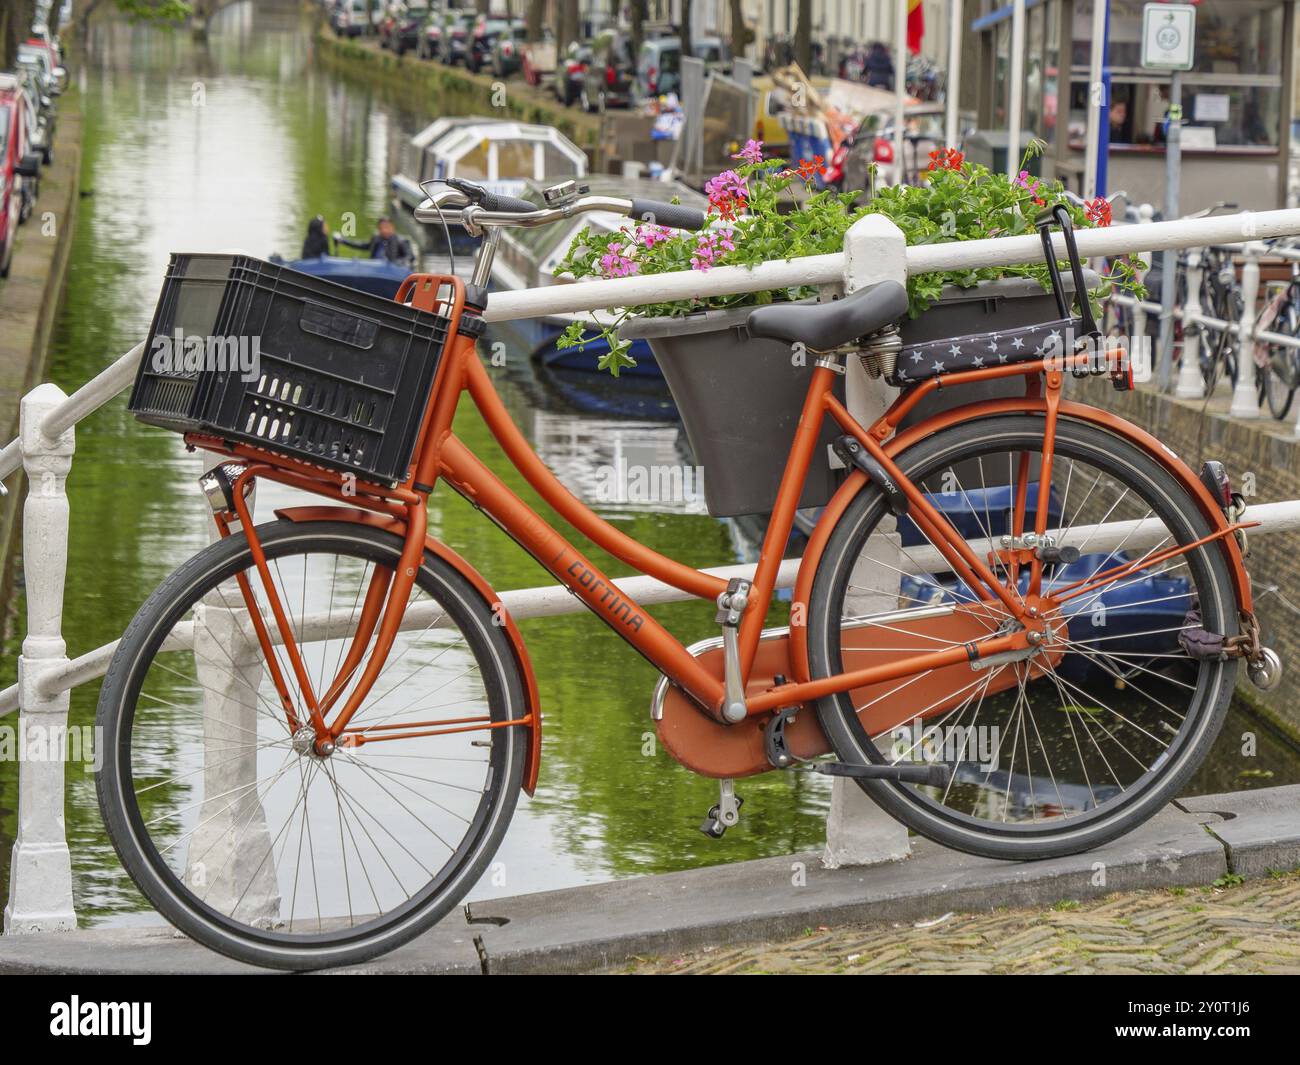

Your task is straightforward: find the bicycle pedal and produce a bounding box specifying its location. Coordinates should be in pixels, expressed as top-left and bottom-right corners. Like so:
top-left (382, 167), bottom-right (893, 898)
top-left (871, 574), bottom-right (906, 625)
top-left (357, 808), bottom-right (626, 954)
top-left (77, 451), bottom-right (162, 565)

top-left (699, 782), bottom-right (743, 839)
top-left (814, 761), bottom-right (952, 786)
top-left (699, 814), bottom-right (728, 839)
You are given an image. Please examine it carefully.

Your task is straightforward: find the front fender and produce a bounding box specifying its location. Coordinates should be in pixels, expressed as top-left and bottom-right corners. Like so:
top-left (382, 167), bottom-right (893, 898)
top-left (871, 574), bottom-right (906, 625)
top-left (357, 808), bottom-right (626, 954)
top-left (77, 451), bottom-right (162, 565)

top-left (789, 399), bottom-right (1254, 684)
top-left (274, 506), bottom-right (543, 795)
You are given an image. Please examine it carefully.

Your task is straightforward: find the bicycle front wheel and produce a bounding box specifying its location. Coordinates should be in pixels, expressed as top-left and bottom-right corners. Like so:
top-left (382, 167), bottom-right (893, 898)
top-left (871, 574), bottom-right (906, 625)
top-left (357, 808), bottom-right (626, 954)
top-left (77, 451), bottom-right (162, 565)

top-left (96, 520), bottom-right (529, 970)
top-left (807, 415), bottom-right (1239, 860)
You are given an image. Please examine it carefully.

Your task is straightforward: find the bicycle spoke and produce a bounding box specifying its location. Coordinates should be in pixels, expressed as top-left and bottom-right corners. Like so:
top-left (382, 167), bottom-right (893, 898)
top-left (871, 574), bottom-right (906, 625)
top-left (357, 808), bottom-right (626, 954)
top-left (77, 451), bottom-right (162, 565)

top-left (822, 424), bottom-right (1230, 838)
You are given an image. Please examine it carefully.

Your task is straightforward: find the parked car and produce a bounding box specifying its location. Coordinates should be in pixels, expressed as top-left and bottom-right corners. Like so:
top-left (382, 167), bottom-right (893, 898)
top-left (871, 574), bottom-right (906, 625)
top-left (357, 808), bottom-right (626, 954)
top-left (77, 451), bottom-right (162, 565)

top-left (579, 30), bottom-right (635, 112)
top-left (1, 72), bottom-right (51, 169)
top-left (635, 35), bottom-right (730, 99)
top-left (380, 0), bottom-right (429, 55)
top-left (331, 0), bottom-right (374, 38)
top-left (28, 24), bottom-right (64, 69)
top-left (0, 83), bottom-right (42, 278)
top-left (692, 36), bottom-right (732, 74)
top-left (491, 21), bottom-right (530, 77)
top-left (520, 31), bottom-right (557, 87)
top-left (438, 12), bottom-right (474, 65)
top-left (636, 35), bottom-right (678, 99)
top-left (466, 18), bottom-right (522, 75)
top-left (837, 104), bottom-right (976, 192)
top-left (16, 41), bottom-right (64, 95)
top-left (21, 37), bottom-right (66, 91)
top-left (554, 41), bottom-right (592, 106)
top-left (11, 67), bottom-right (55, 164)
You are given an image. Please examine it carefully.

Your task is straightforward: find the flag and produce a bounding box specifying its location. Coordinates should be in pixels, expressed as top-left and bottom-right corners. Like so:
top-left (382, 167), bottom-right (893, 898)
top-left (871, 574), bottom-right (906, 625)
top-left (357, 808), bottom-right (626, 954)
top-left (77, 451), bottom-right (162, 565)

top-left (907, 0), bottom-right (925, 54)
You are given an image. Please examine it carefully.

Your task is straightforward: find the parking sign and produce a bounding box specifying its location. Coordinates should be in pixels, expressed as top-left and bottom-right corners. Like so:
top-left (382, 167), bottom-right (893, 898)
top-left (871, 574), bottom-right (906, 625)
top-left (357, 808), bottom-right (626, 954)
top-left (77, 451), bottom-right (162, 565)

top-left (1141, 3), bottom-right (1196, 70)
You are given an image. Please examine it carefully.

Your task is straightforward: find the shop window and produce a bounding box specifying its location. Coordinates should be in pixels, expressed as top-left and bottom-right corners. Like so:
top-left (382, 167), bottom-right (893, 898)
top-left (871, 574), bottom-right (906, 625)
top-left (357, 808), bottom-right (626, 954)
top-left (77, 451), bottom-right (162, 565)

top-left (1065, 0), bottom-right (1284, 149)
top-left (1067, 78), bottom-right (1280, 149)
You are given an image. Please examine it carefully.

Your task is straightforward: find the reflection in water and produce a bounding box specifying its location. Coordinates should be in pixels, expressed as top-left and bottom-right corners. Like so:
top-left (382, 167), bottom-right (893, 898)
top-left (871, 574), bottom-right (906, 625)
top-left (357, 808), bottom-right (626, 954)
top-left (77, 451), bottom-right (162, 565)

top-left (0, 1), bottom-right (1296, 925)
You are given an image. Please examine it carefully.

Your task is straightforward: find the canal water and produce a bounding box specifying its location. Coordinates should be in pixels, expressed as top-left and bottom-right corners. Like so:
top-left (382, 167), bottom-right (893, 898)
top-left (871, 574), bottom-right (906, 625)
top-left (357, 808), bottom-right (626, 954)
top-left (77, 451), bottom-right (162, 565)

top-left (2, 2), bottom-right (1298, 924)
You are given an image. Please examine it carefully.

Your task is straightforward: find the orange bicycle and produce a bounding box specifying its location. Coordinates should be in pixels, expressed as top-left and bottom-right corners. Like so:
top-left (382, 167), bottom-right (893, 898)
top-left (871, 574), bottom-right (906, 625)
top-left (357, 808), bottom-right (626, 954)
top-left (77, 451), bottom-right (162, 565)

top-left (97, 185), bottom-right (1275, 969)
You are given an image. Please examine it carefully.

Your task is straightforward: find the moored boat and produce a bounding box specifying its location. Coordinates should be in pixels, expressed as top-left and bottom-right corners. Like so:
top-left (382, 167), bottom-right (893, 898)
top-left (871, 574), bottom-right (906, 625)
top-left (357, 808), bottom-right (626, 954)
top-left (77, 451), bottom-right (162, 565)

top-left (274, 254), bottom-right (412, 299)
top-left (391, 118), bottom-right (588, 250)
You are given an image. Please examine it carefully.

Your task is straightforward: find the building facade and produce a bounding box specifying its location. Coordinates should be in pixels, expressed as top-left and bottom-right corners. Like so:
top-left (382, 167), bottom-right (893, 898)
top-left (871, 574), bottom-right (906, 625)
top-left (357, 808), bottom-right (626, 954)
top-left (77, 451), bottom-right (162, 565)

top-left (656, 0), bottom-right (949, 65)
top-left (966, 0), bottom-right (1297, 210)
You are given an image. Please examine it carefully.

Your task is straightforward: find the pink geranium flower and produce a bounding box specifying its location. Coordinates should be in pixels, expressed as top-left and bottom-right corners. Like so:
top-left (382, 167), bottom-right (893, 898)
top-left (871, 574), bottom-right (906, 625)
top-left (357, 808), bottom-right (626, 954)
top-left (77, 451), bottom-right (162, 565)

top-left (599, 241), bottom-right (640, 278)
top-left (704, 169), bottom-right (748, 202)
top-left (636, 224), bottom-right (673, 250)
top-left (690, 228), bottom-right (735, 272)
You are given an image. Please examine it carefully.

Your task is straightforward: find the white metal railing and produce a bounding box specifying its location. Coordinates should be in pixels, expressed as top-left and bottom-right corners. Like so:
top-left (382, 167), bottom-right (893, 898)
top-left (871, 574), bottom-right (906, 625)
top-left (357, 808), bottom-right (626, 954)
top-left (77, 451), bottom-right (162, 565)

top-left (6, 207), bottom-right (1300, 933)
top-left (1110, 236), bottom-right (1300, 429)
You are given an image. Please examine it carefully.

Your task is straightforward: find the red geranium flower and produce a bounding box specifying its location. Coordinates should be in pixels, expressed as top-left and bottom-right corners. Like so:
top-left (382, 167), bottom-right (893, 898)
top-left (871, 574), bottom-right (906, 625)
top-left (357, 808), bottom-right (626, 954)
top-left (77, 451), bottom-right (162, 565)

top-left (927, 147), bottom-right (964, 172)
top-left (1084, 197), bottom-right (1112, 227)
top-left (710, 192), bottom-right (747, 221)
top-left (795, 156), bottom-right (827, 180)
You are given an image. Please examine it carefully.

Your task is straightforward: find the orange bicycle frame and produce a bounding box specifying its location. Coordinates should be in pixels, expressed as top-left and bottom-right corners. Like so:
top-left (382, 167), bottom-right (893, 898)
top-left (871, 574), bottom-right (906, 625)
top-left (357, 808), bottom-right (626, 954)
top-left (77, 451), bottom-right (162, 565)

top-left (189, 273), bottom-right (1256, 752)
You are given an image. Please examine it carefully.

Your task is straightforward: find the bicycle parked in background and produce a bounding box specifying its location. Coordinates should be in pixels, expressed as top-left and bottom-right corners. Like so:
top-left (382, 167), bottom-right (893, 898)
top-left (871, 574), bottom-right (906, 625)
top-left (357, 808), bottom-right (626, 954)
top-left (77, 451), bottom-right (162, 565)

top-left (1196, 241), bottom-right (1246, 397)
top-left (1102, 201), bottom-right (1240, 397)
top-left (1260, 245), bottom-right (1300, 419)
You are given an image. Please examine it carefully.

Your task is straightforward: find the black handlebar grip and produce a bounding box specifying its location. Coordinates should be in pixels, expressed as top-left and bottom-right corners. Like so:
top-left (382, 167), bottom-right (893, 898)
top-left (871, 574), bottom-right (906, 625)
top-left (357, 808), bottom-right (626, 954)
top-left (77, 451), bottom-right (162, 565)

top-left (478, 190), bottom-right (541, 213)
top-left (629, 198), bottom-right (708, 231)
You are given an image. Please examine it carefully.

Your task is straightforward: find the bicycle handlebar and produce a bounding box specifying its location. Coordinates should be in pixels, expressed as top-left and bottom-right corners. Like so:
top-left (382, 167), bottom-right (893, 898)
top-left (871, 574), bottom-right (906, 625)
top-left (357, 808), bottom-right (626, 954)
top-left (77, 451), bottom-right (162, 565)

top-left (477, 189), bottom-right (543, 214)
top-left (414, 181), bottom-right (708, 236)
top-left (628, 199), bottom-right (708, 231)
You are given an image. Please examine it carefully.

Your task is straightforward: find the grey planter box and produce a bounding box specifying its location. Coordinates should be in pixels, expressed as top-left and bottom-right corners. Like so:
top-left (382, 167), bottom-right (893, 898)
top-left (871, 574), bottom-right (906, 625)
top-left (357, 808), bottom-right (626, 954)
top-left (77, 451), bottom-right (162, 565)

top-left (623, 273), bottom-right (1097, 518)
top-left (622, 303), bottom-right (846, 518)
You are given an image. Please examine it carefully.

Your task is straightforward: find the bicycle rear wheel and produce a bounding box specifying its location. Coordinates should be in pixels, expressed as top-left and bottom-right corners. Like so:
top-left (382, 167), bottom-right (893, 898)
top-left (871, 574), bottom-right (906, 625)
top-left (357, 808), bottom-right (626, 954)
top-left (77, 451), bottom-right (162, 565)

top-left (807, 415), bottom-right (1238, 860)
top-left (96, 520), bottom-right (529, 970)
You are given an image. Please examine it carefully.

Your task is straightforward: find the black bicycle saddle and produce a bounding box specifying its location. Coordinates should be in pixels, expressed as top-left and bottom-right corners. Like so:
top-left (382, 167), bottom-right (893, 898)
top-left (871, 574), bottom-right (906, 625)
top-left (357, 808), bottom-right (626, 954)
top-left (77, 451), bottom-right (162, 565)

top-left (746, 281), bottom-right (909, 352)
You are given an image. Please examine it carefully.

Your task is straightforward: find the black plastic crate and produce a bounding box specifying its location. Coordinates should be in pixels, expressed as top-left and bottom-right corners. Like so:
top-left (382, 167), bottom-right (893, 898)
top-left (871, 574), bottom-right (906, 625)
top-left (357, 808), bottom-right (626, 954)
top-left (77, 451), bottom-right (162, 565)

top-left (129, 254), bottom-right (453, 486)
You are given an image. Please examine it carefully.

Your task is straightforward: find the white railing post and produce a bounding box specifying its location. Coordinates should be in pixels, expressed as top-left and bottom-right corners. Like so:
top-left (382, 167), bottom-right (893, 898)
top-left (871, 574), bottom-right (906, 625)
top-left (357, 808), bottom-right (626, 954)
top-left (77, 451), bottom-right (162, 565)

top-left (4, 384), bottom-right (77, 934)
top-left (823, 214), bottom-right (911, 868)
top-left (1230, 242), bottom-right (1263, 419)
top-left (1175, 249), bottom-right (1206, 398)
top-left (184, 496), bottom-right (281, 922)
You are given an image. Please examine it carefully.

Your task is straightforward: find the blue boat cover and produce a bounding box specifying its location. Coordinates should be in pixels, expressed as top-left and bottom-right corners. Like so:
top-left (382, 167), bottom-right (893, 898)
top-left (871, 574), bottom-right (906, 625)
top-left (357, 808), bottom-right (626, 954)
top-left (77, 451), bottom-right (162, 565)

top-left (282, 255), bottom-right (411, 299)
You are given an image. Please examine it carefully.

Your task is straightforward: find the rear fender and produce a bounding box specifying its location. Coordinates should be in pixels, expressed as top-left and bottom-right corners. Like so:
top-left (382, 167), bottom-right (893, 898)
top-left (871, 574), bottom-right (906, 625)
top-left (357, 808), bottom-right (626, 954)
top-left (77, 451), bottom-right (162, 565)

top-left (789, 399), bottom-right (1253, 683)
top-left (274, 506), bottom-right (543, 795)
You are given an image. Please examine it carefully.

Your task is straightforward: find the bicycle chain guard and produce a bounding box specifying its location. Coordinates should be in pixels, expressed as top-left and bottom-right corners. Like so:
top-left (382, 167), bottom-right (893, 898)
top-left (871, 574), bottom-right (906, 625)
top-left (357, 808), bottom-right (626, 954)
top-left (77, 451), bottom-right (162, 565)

top-left (651, 604), bottom-right (1059, 779)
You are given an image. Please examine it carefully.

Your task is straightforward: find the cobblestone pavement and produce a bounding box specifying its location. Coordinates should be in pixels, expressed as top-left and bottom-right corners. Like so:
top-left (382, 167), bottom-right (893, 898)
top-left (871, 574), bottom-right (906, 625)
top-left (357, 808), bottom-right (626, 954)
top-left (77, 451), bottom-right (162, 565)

top-left (618, 871), bottom-right (1300, 974)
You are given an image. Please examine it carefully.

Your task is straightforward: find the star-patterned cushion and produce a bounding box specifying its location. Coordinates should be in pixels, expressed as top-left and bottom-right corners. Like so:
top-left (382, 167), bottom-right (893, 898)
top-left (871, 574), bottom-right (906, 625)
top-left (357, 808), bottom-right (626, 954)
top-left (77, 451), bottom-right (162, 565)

top-left (888, 318), bottom-right (1078, 386)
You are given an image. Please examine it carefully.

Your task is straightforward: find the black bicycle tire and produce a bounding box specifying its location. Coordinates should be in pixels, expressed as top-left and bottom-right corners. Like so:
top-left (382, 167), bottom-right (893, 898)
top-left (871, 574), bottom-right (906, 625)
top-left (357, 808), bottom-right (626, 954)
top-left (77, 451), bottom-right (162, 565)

top-left (96, 520), bottom-right (528, 971)
top-left (807, 415), bottom-right (1238, 861)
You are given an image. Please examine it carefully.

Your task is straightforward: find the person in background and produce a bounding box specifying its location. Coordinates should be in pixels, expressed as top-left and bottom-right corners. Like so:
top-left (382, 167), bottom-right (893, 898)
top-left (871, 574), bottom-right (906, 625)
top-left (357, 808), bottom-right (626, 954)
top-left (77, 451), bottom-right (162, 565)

top-left (865, 42), bottom-right (894, 91)
top-left (336, 216), bottom-right (415, 266)
top-left (301, 215), bottom-right (332, 258)
top-left (1108, 99), bottom-right (1131, 145)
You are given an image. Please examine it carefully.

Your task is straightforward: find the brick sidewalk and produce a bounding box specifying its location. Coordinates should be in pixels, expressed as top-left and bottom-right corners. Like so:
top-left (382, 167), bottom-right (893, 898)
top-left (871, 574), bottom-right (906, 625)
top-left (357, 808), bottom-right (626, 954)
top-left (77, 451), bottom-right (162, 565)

top-left (618, 871), bottom-right (1300, 974)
